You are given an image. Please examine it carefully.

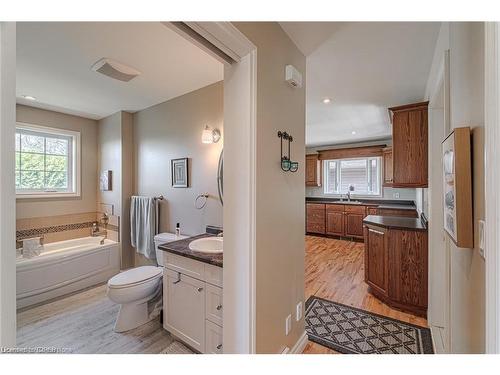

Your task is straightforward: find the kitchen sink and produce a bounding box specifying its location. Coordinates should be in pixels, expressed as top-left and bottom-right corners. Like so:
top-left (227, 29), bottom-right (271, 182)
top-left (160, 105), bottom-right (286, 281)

top-left (188, 237), bottom-right (223, 254)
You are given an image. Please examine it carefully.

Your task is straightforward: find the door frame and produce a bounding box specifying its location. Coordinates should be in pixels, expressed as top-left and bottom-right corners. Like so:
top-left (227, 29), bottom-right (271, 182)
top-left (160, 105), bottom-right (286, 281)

top-left (0, 22), bottom-right (17, 347)
top-left (485, 22), bottom-right (500, 354)
top-left (167, 22), bottom-right (258, 354)
top-left (426, 49), bottom-right (452, 353)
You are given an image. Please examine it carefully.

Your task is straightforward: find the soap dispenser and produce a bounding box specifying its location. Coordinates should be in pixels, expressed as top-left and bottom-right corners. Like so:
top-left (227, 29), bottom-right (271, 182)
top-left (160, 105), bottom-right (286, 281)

top-left (175, 223), bottom-right (181, 237)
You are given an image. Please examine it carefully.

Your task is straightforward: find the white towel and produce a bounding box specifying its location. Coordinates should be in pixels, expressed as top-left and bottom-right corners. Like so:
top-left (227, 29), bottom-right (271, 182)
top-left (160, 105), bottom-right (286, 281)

top-left (130, 196), bottom-right (158, 260)
top-left (22, 238), bottom-right (42, 258)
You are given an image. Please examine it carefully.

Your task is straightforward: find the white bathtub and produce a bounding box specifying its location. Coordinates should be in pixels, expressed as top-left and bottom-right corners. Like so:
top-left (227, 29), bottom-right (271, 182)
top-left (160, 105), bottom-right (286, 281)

top-left (16, 236), bottom-right (120, 309)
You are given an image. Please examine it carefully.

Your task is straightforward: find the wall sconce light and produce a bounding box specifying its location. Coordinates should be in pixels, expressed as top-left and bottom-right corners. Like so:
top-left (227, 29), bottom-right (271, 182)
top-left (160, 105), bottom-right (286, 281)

top-left (278, 131), bottom-right (299, 172)
top-left (202, 125), bottom-right (221, 144)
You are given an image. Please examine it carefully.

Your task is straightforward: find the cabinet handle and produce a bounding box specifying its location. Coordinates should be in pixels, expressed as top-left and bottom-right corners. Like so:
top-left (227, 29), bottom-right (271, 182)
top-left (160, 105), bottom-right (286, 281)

top-left (369, 228), bottom-right (385, 235)
top-left (216, 344), bottom-right (222, 350)
top-left (216, 304), bottom-right (222, 310)
top-left (197, 287), bottom-right (204, 292)
top-left (173, 273), bottom-right (181, 284)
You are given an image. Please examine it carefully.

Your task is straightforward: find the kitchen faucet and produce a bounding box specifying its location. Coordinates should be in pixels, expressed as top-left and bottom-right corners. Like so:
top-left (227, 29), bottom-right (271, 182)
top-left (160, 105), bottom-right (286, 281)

top-left (346, 184), bottom-right (355, 202)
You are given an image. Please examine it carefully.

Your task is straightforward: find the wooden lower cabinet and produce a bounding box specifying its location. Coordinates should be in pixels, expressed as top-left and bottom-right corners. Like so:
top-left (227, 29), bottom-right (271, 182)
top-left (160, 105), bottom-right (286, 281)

top-left (326, 204), bottom-right (344, 236)
top-left (306, 203), bottom-right (326, 234)
top-left (375, 208), bottom-right (418, 218)
top-left (363, 223), bottom-right (428, 317)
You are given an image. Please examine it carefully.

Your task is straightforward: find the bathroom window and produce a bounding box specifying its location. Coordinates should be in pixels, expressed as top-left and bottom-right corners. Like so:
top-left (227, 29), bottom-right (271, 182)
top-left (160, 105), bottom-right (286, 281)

top-left (323, 157), bottom-right (381, 196)
top-left (15, 123), bottom-right (80, 198)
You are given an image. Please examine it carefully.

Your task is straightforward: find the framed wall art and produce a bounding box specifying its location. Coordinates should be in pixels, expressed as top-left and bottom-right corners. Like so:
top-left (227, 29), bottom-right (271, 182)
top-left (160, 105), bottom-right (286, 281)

top-left (442, 127), bottom-right (473, 248)
top-left (171, 158), bottom-right (189, 188)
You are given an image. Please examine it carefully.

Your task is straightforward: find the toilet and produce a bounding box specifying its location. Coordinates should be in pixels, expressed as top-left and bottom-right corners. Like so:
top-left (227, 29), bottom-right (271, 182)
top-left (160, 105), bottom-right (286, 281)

top-left (107, 232), bottom-right (186, 332)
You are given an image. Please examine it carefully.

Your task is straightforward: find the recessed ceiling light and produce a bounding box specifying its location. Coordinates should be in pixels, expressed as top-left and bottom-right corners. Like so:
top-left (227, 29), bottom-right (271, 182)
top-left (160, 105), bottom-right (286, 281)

top-left (351, 131), bottom-right (357, 135)
top-left (22, 95), bottom-right (37, 101)
top-left (322, 98), bottom-right (331, 104)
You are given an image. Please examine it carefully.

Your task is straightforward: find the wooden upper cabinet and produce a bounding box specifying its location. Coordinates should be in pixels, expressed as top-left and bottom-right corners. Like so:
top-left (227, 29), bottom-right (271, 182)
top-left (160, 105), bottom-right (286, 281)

top-left (389, 101), bottom-right (428, 187)
top-left (305, 154), bottom-right (321, 187)
top-left (382, 147), bottom-right (393, 186)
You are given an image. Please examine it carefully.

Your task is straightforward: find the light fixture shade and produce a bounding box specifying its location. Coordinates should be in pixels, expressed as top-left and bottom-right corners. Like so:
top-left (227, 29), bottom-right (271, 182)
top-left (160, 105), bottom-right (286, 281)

top-left (202, 126), bottom-right (213, 144)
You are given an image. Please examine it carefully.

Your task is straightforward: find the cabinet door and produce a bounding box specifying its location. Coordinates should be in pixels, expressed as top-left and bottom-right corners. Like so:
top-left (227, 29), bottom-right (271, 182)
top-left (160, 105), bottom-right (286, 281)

top-left (364, 226), bottom-right (388, 296)
top-left (205, 320), bottom-right (223, 354)
top-left (305, 155), bottom-right (320, 186)
top-left (344, 213), bottom-right (364, 238)
top-left (376, 208), bottom-right (418, 218)
top-left (306, 203), bottom-right (325, 234)
top-left (387, 230), bottom-right (428, 309)
top-left (326, 211), bottom-right (344, 236)
top-left (392, 108), bottom-right (428, 187)
top-left (164, 269), bottom-right (206, 353)
top-left (382, 148), bottom-right (393, 186)
top-left (205, 283), bottom-right (223, 326)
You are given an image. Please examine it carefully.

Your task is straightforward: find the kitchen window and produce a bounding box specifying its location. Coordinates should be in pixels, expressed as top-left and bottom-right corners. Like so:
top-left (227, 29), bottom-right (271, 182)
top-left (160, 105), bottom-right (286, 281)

top-left (15, 123), bottom-right (80, 198)
top-left (323, 156), bottom-right (381, 196)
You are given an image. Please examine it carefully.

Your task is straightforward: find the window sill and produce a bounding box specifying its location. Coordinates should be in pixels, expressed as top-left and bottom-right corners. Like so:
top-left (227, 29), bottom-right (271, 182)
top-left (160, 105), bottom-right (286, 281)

top-left (16, 192), bottom-right (80, 199)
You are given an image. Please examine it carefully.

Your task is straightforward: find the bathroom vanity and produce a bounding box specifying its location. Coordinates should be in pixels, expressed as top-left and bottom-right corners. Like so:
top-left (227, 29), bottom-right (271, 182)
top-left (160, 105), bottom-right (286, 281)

top-left (158, 234), bottom-right (223, 354)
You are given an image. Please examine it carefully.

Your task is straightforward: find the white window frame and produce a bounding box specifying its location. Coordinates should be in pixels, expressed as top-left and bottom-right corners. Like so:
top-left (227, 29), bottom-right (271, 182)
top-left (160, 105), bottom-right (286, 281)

top-left (323, 156), bottom-right (382, 198)
top-left (15, 122), bottom-right (81, 199)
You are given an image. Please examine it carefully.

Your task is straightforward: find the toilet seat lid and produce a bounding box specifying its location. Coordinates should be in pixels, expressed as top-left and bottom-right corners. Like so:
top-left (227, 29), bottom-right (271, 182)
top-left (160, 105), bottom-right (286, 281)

top-left (108, 266), bottom-right (162, 288)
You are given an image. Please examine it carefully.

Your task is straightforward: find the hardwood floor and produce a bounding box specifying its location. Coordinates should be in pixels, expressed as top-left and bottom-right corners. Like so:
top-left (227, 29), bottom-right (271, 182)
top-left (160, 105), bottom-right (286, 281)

top-left (302, 235), bottom-right (428, 354)
top-left (16, 284), bottom-right (191, 354)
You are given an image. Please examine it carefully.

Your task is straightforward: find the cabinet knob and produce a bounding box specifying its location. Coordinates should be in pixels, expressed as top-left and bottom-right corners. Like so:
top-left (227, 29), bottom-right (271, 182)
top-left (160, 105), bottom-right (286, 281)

top-left (216, 344), bottom-right (222, 350)
top-left (216, 304), bottom-right (222, 310)
top-left (197, 287), bottom-right (204, 292)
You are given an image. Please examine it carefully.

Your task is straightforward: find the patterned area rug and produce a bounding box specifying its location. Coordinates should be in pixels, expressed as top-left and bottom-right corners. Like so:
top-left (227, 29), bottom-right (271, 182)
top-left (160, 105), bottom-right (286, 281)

top-left (305, 296), bottom-right (434, 354)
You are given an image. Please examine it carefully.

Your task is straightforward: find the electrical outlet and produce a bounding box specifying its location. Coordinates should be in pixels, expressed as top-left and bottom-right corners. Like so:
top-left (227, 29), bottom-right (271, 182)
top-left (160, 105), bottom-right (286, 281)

top-left (296, 302), bottom-right (303, 321)
top-left (479, 220), bottom-right (485, 259)
top-left (285, 314), bottom-right (292, 336)
top-left (393, 192), bottom-right (400, 199)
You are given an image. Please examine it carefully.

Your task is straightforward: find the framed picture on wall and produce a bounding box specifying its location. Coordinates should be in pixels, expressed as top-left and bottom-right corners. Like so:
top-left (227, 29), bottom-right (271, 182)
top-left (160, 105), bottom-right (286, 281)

top-left (442, 127), bottom-right (473, 248)
top-left (171, 158), bottom-right (189, 188)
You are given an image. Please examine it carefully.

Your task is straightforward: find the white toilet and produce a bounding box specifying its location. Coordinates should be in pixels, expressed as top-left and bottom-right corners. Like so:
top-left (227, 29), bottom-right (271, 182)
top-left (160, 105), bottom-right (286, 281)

top-left (107, 232), bottom-right (186, 332)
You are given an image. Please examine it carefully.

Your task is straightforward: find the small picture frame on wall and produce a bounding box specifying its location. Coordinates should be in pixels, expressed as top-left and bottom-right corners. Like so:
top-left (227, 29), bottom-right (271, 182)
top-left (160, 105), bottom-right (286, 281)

top-left (442, 127), bottom-right (473, 248)
top-left (171, 158), bottom-right (189, 188)
top-left (100, 170), bottom-right (112, 191)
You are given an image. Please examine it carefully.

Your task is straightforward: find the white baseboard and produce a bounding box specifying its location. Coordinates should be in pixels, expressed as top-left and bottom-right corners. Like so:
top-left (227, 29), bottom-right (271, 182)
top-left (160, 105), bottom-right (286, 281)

top-left (289, 331), bottom-right (308, 354)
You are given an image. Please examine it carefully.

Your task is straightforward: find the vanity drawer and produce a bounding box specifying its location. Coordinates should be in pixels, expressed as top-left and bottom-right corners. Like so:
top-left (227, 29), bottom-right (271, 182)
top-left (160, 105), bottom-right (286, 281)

top-left (165, 253), bottom-right (205, 281)
top-left (205, 263), bottom-right (223, 287)
top-left (205, 320), bottom-right (223, 354)
top-left (205, 283), bottom-right (223, 326)
top-left (345, 205), bottom-right (366, 214)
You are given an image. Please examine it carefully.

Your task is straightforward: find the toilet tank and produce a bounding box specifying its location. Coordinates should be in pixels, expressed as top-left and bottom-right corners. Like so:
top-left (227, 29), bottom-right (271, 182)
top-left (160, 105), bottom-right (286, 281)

top-left (154, 233), bottom-right (187, 266)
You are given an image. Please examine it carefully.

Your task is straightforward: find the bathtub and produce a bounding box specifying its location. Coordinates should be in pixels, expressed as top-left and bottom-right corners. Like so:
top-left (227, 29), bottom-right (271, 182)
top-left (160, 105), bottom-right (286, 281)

top-left (16, 236), bottom-right (120, 309)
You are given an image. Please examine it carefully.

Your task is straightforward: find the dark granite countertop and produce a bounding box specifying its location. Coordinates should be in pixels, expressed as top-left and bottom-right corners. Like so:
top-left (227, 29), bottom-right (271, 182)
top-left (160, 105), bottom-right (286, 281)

top-left (363, 215), bottom-right (427, 231)
top-left (306, 197), bottom-right (416, 210)
top-left (158, 233), bottom-right (223, 268)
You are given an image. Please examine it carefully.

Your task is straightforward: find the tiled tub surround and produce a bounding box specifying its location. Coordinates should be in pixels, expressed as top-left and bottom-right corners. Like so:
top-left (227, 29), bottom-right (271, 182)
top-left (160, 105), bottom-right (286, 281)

top-left (16, 212), bottom-right (120, 247)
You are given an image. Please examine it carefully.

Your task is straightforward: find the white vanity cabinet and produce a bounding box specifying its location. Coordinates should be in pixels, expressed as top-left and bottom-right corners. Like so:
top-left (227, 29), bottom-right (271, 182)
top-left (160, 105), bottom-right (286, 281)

top-left (163, 253), bottom-right (223, 354)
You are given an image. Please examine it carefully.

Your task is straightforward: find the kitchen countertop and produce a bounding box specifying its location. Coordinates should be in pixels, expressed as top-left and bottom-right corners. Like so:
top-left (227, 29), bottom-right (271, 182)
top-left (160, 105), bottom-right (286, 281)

top-left (158, 233), bottom-right (223, 268)
top-left (363, 215), bottom-right (427, 231)
top-left (306, 197), bottom-right (416, 210)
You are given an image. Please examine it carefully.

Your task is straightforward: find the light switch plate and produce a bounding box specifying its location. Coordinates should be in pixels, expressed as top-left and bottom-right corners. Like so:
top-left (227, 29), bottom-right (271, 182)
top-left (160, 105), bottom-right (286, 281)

top-left (296, 301), bottom-right (303, 321)
top-left (479, 220), bottom-right (485, 259)
top-left (285, 314), bottom-right (292, 336)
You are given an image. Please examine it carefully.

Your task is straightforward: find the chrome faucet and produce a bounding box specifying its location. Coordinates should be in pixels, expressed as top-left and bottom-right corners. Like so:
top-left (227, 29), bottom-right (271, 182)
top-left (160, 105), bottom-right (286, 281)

top-left (346, 184), bottom-right (355, 202)
top-left (91, 214), bottom-right (109, 245)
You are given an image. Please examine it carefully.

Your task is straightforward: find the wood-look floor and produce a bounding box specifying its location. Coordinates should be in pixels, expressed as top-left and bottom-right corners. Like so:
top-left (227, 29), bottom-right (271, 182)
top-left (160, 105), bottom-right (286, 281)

top-left (302, 235), bottom-right (428, 354)
top-left (16, 284), bottom-right (177, 354)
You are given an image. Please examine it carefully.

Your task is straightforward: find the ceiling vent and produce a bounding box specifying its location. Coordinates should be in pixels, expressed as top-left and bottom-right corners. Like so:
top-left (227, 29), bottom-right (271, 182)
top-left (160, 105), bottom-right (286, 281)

top-left (91, 58), bottom-right (141, 82)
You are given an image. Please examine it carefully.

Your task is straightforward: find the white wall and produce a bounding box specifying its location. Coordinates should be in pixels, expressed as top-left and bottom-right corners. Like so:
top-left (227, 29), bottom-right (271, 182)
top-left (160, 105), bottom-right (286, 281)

top-left (133, 81), bottom-right (223, 239)
top-left (234, 22), bottom-right (306, 354)
top-left (426, 22), bottom-right (486, 353)
top-left (16, 105), bottom-right (98, 219)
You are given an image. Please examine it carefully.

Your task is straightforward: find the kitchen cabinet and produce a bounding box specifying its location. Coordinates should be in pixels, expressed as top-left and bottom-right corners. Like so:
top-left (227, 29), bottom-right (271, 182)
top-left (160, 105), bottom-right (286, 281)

top-left (306, 203), bottom-right (326, 234)
top-left (326, 204), bottom-right (344, 236)
top-left (364, 225), bottom-right (388, 296)
top-left (382, 147), bottom-right (393, 186)
top-left (344, 205), bottom-right (366, 238)
top-left (376, 208), bottom-right (418, 218)
top-left (306, 154), bottom-right (321, 186)
top-left (363, 221), bottom-right (428, 316)
top-left (389, 101), bottom-right (428, 187)
top-left (163, 253), bottom-right (223, 353)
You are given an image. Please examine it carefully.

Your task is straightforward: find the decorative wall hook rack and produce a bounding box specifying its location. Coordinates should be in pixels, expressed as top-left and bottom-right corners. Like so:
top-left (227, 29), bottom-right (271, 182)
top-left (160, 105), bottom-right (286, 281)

top-left (278, 131), bottom-right (299, 172)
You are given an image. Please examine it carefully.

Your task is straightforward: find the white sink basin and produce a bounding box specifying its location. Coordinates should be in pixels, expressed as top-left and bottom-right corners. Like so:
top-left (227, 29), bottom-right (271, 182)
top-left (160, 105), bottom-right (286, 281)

top-left (189, 237), bottom-right (223, 254)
